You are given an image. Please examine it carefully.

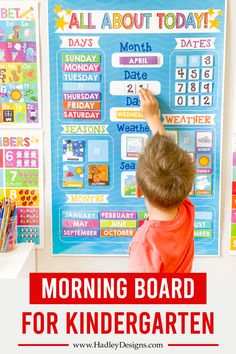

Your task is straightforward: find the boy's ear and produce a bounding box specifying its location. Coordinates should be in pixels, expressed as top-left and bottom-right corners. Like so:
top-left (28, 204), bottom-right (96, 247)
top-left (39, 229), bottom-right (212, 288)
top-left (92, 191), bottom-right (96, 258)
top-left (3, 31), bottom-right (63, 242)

top-left (136, 184), bottom-right (143, 198)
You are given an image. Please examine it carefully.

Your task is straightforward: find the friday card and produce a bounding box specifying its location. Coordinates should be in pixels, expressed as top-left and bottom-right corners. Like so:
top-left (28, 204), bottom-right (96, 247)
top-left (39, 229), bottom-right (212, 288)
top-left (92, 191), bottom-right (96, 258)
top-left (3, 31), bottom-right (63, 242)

top-left (48, 0), bottom-right (226, 255)
top-left (0, 1), bottom-right (41, 128)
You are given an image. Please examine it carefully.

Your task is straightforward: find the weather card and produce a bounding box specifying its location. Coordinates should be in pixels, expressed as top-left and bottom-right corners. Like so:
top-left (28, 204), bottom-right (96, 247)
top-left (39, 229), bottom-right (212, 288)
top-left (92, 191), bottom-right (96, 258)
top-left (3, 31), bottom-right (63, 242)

top-left (121, 134), bottom-right (147, 160)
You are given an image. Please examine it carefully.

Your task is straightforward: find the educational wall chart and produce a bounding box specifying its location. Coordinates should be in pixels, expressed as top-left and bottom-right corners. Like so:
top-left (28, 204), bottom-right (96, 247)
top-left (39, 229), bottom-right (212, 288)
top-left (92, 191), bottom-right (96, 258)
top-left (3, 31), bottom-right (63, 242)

top-left (49, 0), bottom-right (226, 255)
top-left (230, 136), bottom-right (236, 253)
top-left (0, 2), bottom-right (41, 128)
top-left (0, 130), bottom-right (44, 247)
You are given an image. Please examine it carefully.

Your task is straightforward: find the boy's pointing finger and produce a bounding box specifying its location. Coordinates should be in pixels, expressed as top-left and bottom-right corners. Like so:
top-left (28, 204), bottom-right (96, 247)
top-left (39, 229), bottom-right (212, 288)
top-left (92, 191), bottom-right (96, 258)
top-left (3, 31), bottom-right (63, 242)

top-left (138, 88), bottom-right (146, 102)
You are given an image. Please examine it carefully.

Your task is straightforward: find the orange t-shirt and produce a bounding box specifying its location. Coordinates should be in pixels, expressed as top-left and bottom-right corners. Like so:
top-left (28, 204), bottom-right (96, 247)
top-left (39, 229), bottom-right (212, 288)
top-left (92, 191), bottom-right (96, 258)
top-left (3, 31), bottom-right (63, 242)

top-left (128, 199), bottom-right (195, 273)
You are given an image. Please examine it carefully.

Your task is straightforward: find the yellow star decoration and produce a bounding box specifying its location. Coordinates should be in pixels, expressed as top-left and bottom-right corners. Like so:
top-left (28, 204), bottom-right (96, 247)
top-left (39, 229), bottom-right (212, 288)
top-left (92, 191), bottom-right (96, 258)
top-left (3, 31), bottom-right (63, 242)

top-left (54, 15), bottom-right (69, 31)
top-left (66, 9), bottom-right (72, 15)
top-left (210, 18), bottom-right (220, 29)
top-left (208, 8), bottom-right (215, 16)
top-left (54, 5), bottom-right (62, 14)
top-left (30, 138), bottom-right (39, 143)
top-left (218, 10), bottom-right (223, 16)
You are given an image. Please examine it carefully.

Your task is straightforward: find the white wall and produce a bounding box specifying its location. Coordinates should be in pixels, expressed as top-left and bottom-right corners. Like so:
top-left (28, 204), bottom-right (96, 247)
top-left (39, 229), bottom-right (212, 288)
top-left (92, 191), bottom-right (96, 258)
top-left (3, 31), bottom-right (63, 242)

top-left (36, 0), bottom-right (236, 276)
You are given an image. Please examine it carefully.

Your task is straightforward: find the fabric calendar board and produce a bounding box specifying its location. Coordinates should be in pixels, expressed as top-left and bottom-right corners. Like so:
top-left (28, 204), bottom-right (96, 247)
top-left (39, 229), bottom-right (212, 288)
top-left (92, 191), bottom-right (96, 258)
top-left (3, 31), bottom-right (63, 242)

top-left (48, 0), bottom-right (226, 255)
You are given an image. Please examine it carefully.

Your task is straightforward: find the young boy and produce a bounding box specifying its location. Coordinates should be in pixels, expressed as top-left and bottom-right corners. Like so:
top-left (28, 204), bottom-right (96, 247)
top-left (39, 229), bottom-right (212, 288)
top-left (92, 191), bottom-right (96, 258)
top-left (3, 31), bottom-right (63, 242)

top-left (128, 89), bottom-right (196, 273)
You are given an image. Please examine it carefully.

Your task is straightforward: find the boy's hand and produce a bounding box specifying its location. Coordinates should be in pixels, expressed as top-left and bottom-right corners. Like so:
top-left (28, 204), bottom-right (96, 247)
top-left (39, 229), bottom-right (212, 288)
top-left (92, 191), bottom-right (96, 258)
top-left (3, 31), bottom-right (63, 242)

top-left (138, 88), bottom-right (165, 135)
top-left (139, 88), bottom-right (159, 119)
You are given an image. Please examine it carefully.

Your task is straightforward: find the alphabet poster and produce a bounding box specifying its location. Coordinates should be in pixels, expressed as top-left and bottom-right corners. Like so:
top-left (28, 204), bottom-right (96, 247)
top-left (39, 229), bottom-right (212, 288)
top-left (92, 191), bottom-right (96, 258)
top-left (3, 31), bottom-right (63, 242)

top-left (0, 1), bottom-right (41, 128)
top-left (48, 0), bottom-right (226, 255)
top-left (0, 130), bottom-right (44, 247)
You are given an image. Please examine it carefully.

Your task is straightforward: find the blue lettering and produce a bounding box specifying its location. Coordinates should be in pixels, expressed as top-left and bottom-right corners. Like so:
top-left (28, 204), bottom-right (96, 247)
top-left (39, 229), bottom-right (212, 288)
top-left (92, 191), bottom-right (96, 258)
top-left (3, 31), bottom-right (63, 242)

top-left (116, 124), bottom-right (150, 133)
top-left (126, 97), bottom-right (140, 106)
top-left (186, 13), bottom-right (196, 29)
top-left (101, 13), bottom-right (112, 29)
top-left (120, 162), bottom-right (136, 170)
top-left (120, 42), bottom-right (152, 52)
top-left (124, 71), bottom-right (147, 80)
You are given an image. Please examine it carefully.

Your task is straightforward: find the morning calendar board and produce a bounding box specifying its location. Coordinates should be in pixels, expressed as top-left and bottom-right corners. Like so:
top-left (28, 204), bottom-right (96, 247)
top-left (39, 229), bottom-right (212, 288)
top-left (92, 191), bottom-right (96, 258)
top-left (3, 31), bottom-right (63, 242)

top-left (48, 0), bottom-right (226, 256)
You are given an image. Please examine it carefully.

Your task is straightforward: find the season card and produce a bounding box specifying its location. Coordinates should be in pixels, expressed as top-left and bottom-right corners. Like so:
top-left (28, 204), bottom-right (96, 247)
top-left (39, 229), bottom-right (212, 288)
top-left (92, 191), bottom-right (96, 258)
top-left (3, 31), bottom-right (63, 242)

top-left (63, 165), bottom-right (84, 188)
top-left (63, 139), bottom-right (85, 162)
top-left (88, 164), bottom-right (109, 186)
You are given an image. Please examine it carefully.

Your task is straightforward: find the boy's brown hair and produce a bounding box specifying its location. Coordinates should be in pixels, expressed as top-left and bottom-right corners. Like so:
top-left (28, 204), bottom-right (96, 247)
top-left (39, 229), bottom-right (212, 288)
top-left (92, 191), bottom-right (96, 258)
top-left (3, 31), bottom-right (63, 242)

top-left (136, 133), bottom-right (196, 208)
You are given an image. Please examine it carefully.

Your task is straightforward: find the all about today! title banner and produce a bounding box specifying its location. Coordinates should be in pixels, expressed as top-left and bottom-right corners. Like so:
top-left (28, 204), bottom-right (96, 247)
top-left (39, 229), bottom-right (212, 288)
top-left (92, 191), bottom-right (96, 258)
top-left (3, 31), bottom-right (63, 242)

top-left (53, 8), bottom-right (223, 33)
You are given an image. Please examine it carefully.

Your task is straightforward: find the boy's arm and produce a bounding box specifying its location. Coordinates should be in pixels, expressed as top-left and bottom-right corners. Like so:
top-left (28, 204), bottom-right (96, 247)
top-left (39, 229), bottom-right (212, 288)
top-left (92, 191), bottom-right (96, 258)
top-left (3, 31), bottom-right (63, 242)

top-left (128, 241), bottom-right (162, 273)
top-left (138, 88), bottom-right (166, 136)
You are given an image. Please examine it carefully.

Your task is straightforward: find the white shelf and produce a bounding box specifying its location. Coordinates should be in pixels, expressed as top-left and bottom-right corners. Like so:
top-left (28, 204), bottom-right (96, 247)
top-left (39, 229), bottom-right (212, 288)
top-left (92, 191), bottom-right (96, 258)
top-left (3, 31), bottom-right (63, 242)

top-left (0, 243), bottom-right (35, 279)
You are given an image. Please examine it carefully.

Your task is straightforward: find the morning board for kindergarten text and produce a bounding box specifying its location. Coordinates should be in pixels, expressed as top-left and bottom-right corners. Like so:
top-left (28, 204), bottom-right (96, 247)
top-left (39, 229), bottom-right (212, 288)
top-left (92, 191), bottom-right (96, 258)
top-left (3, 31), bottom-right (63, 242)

top-left (49, 0), bottom-right (226, 256)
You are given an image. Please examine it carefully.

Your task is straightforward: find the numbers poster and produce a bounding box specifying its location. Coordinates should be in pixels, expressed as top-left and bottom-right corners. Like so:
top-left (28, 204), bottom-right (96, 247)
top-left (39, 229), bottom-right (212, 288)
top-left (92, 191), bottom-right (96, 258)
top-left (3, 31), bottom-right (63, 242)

top-left (48, 1), bottom-right (226, 255)
top-left (0, 2), bottom-right (41, 128)
top-left (0, 131), bottom-right (44, 247)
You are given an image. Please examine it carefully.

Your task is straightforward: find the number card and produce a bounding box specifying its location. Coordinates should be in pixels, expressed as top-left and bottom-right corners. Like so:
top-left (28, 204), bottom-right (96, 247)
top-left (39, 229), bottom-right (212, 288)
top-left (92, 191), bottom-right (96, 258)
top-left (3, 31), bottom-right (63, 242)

top-left (171, 52), bottom-right (217, 110)
top-left (0, 2), bottom-right (41, 128)
top-left (0, 130), bottom-right (44, 247)
top-left (48, 0), bottom-right (226, 256)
